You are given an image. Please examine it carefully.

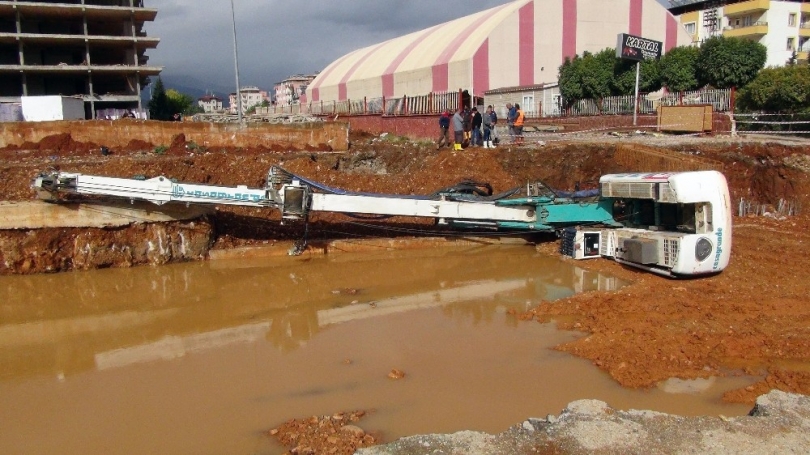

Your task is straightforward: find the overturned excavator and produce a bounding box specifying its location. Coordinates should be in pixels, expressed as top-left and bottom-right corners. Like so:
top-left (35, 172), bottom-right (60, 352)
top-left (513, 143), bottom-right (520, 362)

top-left (33, 166), bottom-right (732, 278)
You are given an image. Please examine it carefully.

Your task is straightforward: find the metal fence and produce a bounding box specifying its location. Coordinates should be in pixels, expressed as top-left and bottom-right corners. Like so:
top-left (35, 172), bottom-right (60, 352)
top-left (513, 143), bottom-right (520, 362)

top-left (262, 90), bottom-right (461, 117)
top-left (738, 197), bottom-right (801, 217)
top-left (733, 112), bottom-right (810, 135)
top-left (556, 88), bottom-right (733, 117)
top-left (238, 88), bottom-right (732, 119)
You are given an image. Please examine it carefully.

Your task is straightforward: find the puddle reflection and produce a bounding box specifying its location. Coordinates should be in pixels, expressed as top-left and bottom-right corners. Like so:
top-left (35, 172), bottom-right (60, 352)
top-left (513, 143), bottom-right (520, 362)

top-left (0, 245), bottom-right (752, 455)
top-left (0, 246), bottom-right (624, 378)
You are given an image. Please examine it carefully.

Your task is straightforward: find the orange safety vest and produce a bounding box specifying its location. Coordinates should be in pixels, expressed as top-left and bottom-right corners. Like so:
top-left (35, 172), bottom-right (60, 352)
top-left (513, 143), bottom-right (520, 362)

top-left (514, 109), bottom-right (525, 126)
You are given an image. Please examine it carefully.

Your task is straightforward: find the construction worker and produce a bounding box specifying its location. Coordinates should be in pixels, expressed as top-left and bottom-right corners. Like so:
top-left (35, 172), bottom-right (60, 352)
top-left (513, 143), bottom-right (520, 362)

top-left (483, 105), bottom-right (497, 149)
top-left (436, 110), bottom-right (451, 149)
top-left (452, 108), bottom-right (465, 151)
top-left (506, 103), bottom-right (516, 142)
top-left (513, 103), bottom-right (525, 145)
top-left (462, 107), bottom-right (472, 147)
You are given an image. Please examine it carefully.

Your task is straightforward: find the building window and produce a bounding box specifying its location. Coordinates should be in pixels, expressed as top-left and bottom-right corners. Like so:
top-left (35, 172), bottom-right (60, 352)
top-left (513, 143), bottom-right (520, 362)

top-left (521, 95), bottom-right (535, 116)
top-left (789, 13), bottom-right (797, 27)
top-left (684, 22), bottom-right (696, 35)
top-left (788, 37), bottom-right (795, 51)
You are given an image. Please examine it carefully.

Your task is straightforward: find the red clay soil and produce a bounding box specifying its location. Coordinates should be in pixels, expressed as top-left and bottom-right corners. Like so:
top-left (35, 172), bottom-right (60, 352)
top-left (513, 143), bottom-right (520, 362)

top-left (268, 410), bottom-right (378, 455)
top-left (2, 131), bottom-right (810, 453)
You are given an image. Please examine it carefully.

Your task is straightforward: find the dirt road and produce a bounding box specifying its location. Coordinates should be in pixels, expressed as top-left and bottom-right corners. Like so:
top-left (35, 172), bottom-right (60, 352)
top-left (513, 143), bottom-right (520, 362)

top-left (2, 130), bottom-right (810, 454)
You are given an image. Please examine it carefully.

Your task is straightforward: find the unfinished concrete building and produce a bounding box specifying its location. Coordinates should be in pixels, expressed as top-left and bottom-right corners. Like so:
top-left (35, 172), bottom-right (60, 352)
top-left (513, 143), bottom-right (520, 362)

top-left (0, 0), bottom-right (161, 118)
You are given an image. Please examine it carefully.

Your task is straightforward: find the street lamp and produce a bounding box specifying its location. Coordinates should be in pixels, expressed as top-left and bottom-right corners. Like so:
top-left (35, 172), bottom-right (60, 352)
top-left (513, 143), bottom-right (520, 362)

top-left (230, 0), bottom-right (243, 123)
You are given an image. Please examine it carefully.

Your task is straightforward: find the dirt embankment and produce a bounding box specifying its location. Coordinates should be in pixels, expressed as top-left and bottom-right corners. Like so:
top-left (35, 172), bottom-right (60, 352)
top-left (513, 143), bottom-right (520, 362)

top-left (2, 131), bottom-right (810, 454)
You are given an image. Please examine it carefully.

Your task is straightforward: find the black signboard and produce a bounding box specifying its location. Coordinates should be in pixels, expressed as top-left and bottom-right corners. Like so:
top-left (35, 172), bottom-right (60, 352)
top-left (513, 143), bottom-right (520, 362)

top-left (616, 33), bottom-right (663, 62)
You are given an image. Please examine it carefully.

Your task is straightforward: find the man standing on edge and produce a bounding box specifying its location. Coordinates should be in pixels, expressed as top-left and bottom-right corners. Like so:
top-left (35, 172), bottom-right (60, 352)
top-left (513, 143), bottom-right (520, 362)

top-left (483, 105), bottom-right (497, 149)
top-left (471, 107), bottom-right (482, 147)
top-left (513, 103), bottom-right (525, 145)
top-left (452, 108), bottom-right (465, 151)
top-left (506, 103), bottom-right (516, 143)
top-left (436, 110), bottom-right (451, 150)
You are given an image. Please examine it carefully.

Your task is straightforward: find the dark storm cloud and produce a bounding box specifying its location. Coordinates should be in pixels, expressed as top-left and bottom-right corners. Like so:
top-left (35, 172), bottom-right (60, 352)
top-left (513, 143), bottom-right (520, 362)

top-left (145, 0), bottom-right (512, 91)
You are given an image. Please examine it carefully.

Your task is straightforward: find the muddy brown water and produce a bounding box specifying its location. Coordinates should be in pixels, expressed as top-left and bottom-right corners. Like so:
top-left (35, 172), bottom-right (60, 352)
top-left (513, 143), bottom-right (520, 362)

top-left (0, 245), bottom-right (753, 455)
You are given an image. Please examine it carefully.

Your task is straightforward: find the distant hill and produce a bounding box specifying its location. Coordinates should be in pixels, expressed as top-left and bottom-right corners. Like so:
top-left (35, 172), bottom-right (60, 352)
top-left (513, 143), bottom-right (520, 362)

top-left (141, 73), bottom-right (234, 107)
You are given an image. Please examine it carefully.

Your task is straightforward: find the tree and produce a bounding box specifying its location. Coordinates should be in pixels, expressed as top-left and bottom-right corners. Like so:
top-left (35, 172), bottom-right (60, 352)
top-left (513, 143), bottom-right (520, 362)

top-left (578, 48), bottom-right (615, 101)
top-left (147, 77), bottom-right (172, 121)
top-left (659, 45), bottom-right (701, 92)
top-left (559, 48), bottom-right (663, 107)
top-left (558, 55), bottom-right (584, 108)
top-left (612, 57), bottom-right (662, 96)
top-left (737, 65), bottom-right (810, 113)
top-left (696, 36), bottom-right (767, 89)
top-left (166, 89), bottom-right (202, 116)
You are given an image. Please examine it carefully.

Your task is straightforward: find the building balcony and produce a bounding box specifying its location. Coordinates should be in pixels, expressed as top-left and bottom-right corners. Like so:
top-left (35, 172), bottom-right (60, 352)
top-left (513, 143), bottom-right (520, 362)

top-left (798, 51), bottom-right (809, 62)
top-left (723, 22), bottom-right (768, 38)
top-left (800, 24), bottom-right (810, 38)
top-left (0, 63), bottom-right (162, 76)
top-left (0, 2), bottom-right (157, 21)
top-left (723, 0), bottom-right (770, 17)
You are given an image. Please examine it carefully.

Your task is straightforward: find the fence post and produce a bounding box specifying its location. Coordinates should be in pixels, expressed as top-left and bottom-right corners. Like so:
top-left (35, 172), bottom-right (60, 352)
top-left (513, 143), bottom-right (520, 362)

top-left (730, 87), bottom-right (736, 113)
top-left (364, 96), bottom-right (367, 114)
top-left (403, 95), bottom-right (408, 116)
top-left (382, 96), bottom-right (386, 115)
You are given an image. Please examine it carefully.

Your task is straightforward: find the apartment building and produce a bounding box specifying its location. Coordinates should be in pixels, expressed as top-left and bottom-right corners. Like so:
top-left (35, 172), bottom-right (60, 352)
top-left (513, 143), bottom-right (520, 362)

top-left (0, 0), bottom-right (161, 118)
top-left (197, 94), bottom-right (222, 113)
top-left (228, 86), bottom-right (269, 114)
top-left (670, 0), bottom-right (810, 66)
top-left (274, 73), bottom-right (317, 106)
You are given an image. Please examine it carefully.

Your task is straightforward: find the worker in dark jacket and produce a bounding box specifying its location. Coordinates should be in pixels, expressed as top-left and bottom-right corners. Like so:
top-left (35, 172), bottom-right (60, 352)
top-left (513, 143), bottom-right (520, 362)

top-left (436, 110), bottom-right (451, 149)
top-left (471, 107), bottom-right (482, 147)
top-left (462, 107), bottom-right (472, 147)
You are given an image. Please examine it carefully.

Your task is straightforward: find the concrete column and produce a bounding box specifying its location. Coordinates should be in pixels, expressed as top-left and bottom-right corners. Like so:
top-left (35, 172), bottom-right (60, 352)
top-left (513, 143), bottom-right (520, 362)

top-left (82, 6), bottom-right (95, 118)
top-left (15, 8), bottom-right (27, 96)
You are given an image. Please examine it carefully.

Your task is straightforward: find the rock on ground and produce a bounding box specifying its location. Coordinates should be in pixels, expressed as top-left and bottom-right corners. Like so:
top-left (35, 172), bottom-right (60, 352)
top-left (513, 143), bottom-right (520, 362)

top-left (357, 390), bottom-right (810, 455)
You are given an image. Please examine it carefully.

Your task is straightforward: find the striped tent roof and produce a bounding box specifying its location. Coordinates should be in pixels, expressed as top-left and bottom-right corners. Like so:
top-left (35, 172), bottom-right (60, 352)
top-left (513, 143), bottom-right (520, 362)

top-left (310, 0), bottom-right (690, 102)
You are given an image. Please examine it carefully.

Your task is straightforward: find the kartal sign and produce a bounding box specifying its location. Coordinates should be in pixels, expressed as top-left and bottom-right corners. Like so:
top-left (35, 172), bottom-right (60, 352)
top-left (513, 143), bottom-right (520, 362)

top-left (616, 33), bottom-right (662, 62)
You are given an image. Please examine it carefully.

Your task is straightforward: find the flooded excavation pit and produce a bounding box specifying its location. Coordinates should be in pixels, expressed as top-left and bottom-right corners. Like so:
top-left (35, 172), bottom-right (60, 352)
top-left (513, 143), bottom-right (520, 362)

top-left (0, 245), bottom-right (754, 455)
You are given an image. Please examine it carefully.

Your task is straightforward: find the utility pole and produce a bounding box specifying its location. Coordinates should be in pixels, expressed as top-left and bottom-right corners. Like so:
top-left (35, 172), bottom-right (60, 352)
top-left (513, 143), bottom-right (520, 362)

top-left (230, 0), bottom-right (243, 123)
top-left (633, 61), bottom-right (640, 127)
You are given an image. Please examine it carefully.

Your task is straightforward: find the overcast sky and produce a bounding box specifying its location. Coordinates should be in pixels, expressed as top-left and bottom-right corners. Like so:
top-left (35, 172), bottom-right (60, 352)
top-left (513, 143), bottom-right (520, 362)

top-left (144, 0), bottom-right (671, 95)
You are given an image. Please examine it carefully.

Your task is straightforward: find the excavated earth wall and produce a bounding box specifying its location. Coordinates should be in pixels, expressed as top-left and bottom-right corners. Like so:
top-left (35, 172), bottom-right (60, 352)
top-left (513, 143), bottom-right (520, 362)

top-left (0, 119), bottom-right (349, 151)
top-left (0, 201), bottom-right (214, 274)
